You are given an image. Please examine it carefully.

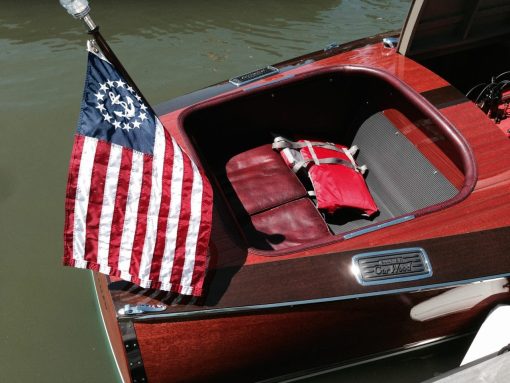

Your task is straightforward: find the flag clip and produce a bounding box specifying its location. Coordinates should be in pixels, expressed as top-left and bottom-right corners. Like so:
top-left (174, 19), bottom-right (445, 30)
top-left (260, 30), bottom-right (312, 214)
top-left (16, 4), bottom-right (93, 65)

top-left (87, 39), bottom-right (110, 63)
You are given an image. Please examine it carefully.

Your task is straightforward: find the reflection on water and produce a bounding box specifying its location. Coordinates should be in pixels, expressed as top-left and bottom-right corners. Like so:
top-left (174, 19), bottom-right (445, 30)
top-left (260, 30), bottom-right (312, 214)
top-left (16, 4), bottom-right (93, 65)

top-left (1, 1), bottom-right (411, 382)
top-left (1, 1), bottom-right (407, 44)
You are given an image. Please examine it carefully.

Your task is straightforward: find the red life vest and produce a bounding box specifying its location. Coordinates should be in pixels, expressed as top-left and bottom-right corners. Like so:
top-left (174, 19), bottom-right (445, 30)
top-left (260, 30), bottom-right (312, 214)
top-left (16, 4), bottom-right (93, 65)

top-left (273, 137), bottom-right (378, 216)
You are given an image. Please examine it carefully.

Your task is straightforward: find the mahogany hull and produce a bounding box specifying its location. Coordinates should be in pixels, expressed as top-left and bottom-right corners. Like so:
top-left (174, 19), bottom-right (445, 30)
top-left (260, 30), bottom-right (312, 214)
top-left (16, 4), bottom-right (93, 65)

top-left (97, 226), bottom-right (510, 382)
top-left (133, 285), bottom-right (509, 383)
top-left (93, 31), bottom-right (510, 383)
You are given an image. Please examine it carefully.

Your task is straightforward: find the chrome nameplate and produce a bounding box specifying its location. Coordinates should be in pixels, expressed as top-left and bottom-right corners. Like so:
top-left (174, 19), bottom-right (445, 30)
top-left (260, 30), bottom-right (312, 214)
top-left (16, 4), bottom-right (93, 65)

top-left (352, 247), bottom-right (432, 286)
top-left (229, 66), bottom-right (279, 87)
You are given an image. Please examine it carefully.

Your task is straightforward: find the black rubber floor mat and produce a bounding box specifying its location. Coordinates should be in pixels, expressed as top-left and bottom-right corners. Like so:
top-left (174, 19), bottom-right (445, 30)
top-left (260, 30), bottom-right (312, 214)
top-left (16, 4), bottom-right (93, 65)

top-left (328, 112), bottom-right (458, 234)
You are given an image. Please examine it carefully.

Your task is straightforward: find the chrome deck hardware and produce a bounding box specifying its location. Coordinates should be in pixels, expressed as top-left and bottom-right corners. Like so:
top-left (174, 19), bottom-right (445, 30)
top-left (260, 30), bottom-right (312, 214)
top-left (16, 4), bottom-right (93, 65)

top-left (383, 37), bottom-right (399, 48)
top-left (118, 304), bottom-right (167, 316)
top-left (323, 42), bottom-right (340, 51)
top-left (229, 66), bottom-right (279, 87)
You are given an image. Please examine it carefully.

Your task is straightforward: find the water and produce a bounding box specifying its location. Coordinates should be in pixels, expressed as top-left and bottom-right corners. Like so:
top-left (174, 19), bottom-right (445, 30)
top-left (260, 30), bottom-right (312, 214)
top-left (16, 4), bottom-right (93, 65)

top-left (0, 1), bottom-right (468, 382)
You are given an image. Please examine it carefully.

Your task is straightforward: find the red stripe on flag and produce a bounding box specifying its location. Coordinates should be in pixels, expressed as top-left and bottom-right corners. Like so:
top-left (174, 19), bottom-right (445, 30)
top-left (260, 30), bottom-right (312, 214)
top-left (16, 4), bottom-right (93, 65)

top-left (83, 141), bottom-right (111, 265)
top-left (169, 154), bottom-right (194, 289)
top-left (129, 155), bottom-right (153, 280)
top-left (189, 169), bottom-right (214, 295)
top-left (107, 148), bottom-right (133, 272)
top-left (148, 133), bottom-right (175, 284)
top-left (63, 134), bottom-right (86, 265)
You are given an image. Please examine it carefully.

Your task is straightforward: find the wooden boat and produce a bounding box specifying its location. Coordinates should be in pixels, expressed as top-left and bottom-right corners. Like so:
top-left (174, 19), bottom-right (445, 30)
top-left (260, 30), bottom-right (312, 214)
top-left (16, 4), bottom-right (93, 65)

top-left (91, 0), bottom-right (510, 382)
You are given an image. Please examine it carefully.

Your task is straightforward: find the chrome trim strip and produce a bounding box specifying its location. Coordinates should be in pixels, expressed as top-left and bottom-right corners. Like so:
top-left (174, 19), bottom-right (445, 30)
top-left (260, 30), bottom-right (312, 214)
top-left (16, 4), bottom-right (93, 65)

top-left (382, 37), bottom-right (399, 49)
top-left (125, 273), bottom-right (510, 322)
top-left (343, 215), bottom-right (415, 239)
top-left (352, 247), bottom-right (432, 286)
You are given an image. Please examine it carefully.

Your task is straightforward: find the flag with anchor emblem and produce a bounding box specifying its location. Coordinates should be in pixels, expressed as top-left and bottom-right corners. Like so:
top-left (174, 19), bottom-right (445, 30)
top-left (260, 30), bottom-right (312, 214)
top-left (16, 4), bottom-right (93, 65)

top-left (63, 41), bottom-right (213, 296)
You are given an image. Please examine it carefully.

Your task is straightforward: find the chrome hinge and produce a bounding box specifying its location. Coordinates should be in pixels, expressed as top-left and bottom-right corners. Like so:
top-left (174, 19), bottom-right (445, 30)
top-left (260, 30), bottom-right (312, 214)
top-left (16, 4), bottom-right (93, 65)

top-left (324, 42), bottom-right (340, 51)
top-left (118, 304), bottom-right (167, 316)
top-left (382, 37), bottom-right (399, 49)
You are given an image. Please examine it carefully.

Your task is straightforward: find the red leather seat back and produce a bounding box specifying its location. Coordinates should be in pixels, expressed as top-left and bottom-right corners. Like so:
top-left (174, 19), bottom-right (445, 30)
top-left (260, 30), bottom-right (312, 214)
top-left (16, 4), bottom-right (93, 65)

top-left (249, 198), bottom-right (331, 250)
top-left (225, 144), bottom-right (331, 251)
top-left (226, 144), bottom-right (307, 215)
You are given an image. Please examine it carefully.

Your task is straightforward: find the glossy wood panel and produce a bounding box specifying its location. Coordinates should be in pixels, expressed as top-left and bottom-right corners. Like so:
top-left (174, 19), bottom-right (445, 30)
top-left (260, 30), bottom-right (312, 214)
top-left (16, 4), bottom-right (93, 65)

top-left (105, 38), bottom-right (510, 382)
top-left (110, 226), bottom-right (510, 315)
top-left (134, 286), bottom-right (510, 383)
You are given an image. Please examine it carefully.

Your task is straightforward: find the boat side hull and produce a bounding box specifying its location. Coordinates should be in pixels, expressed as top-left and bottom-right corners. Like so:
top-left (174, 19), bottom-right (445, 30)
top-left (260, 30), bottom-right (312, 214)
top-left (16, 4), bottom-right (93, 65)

top-left (133, 281), bottom-right (509, 383)
top-left (100, 30), bottom-right (510, 382)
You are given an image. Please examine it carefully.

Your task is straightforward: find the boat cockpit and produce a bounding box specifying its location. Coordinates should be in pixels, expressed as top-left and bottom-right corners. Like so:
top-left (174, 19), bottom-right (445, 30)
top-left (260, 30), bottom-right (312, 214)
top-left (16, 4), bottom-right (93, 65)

top-left (180, 66), bottom-right (474, 253)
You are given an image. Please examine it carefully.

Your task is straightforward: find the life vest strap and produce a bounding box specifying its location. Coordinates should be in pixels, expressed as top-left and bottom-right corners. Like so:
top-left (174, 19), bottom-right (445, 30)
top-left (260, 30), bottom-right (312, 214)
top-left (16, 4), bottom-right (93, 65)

top-left (272, 137), bottom-right (342, 152)
top-left (292, 157), bottom-right (358, 173)
top-left (272, 136), bottom-right (378, 216)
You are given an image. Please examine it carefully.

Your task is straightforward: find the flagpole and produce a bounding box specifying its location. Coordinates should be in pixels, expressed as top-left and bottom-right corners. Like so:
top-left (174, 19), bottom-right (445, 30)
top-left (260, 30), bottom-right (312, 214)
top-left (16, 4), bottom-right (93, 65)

top-left (59, 0), bottom-right (152, 110)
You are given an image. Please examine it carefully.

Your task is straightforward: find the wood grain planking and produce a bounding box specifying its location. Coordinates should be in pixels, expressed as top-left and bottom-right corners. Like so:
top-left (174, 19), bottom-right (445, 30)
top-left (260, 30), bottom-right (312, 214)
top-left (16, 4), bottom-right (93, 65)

top-left (109, 226), bottom-right (510, 315)
top-left (135, 288), bottom-right (509, 383)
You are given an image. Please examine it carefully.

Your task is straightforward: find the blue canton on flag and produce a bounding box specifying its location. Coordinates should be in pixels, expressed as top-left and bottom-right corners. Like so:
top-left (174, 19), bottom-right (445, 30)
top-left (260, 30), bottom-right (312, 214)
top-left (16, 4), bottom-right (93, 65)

top-left (78, 48), bottom-right (156, 154)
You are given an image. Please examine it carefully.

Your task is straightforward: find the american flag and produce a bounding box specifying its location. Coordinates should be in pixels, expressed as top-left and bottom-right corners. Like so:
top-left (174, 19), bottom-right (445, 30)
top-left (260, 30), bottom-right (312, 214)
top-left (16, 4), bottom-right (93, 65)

top-left (63, 42), bottom-right (213, 296)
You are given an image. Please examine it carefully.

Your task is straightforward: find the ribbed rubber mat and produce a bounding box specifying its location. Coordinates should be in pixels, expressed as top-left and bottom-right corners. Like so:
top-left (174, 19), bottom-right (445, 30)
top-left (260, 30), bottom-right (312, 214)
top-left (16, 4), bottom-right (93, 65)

top-left (329, 112), bottom-right (458, 234)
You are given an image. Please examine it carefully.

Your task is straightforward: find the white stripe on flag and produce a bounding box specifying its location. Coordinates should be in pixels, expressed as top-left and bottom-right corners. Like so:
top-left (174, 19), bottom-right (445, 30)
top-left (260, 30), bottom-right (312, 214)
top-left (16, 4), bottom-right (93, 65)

top-left (159, 138), bottom-right (184, 290)
top-left (138, 120), bottom-right (166, 287)
top-left (73, 136), bottom-right (98, 268)
top-left (118, 150), bottom-right (144, 280)
top-left (179, 161), bottom-right (204, 294)
top-left (96, 144), bottom-right (122, 274)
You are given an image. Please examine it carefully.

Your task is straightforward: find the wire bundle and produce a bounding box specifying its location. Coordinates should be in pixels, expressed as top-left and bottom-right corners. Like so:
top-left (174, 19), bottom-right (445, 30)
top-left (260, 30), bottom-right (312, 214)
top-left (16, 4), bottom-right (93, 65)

top-left (466, 71), bottom-right (510, 123)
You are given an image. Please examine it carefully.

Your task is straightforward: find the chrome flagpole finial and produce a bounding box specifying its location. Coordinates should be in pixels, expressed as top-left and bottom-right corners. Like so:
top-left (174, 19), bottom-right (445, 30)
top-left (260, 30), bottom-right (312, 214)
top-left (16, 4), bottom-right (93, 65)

top-left (59, 0), bottom-right (90, 18)
top-left (59, 0), bottom-right (96, 30)
top-left (59, 0), bottom-right (150, 110)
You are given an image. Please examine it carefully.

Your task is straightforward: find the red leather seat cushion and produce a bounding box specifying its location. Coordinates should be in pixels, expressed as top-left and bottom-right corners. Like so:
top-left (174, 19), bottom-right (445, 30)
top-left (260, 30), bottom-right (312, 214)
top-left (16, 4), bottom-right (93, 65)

top-left (226, 144), bottom-right (307, 215)
top-left (248, 198), bottom-right (331, 250)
